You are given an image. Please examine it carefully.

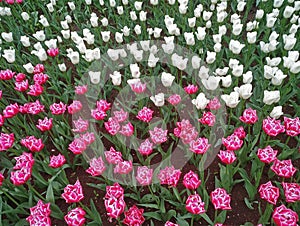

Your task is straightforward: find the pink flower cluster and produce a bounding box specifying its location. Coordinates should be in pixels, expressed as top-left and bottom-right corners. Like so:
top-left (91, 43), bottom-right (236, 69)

top-left (86, 156), bottom-right (106, 176)
top-left (272, 204), bottom-right (298, 226)
top-left (157, 166), bottom-right (181, 187)
top-left (62, 180), bottom-right (84, 203)
top-left (49, 153), bottom-right (66, 168)
top-left (123, 205), bottom-right (145, 226)
top-left (10, 152), bottom-right (34, 186)
top-left (0, 132), bottom-right (14, 151)
top-left (68, 132), bottom-right (95, 154)
top-left (21, 135), bottom-right (44, 152)
top-left (210, 188), bottom-right (232, 210)
top-left (104, 183), bottom-right (126, 219)
top-left (64, 207), bottom-right (86, 226)
top-left (174, 119), bottom-right (198, 144)
top-left (185, 193), bottom-right (205, 214)
top-left (199, 111), bottom-right (216, 126)
top-left (104, 147), bottom-right (133, 175)
top-left (26, 200), bottom-right (51, 226)
top-left (91, 99), bottom-right (111, 120)
top-left (263, 117), bottom-right (285, 136)
top-left (183, 170), bottom-right (201, 190)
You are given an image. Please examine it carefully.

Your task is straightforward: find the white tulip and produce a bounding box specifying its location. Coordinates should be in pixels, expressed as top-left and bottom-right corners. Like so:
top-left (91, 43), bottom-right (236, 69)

top-left (229, 40), bottom-right (245, 54)
top-left (68, 2), bottom-right (76, 10)
top-left (198, 66), bottom-right (209, 79)
top-left (162, 43), bottom-right (174, 54)
top-left (192, 93), bottom-right (209, 110)
top-left (140, 40), bottom-right (150, 51)
top-left (201, 76), bottom-right (220, 90)
top-left (188, 17), bottom-right (196, 27)
top-left (290, 14), bottom-right (299, 23)
top-left (114, 32), bottom-right (123, 43)
top-left (161, 72), bottom-right (175, 87)
top-left (283, 57), bottom-right (294, 69)
top-left (283, 34), bottom-right (296, 50)
top-left (117, 6), bottom-right (124, 15)
top-left (215, 67), bottom-right (229, 76)
top-left (21, 12), bottom-right (30, 21)
top-left (206, 51), bottom-right (216, 64)
top-left (214, 43), bottom-right (222, 52)
top-left (130, 63), bottom-right (140, 78)
top-left (150, 93), bottom-right (165, 107)
top-left (184, 32), bottom-right (195, 45)
top-left (289, 24), bottom-right (299, 34)
top-left (213, 34), bottom-right (222, 43)
top-left (263, 90), bottom-right (280, 105)
top-left (32, 49), bottom-right (48, 61)
top-left (288, 51), bottom-right (299, 62)
top-left (76, 41), bottom-right (87, 54)
top-left (150, 0), bottom-right (159, 5)
top-left (266, 14), bottom-right (277, 27)
top-left (164, 15), bottom-right (174, 27)
top-left (231, 13), bottom-right (240, 24)
top-left (232, 23), bottom-right (243, 35)
top-left (268, 40), bottom-right (279, 52)
top-left (134, 25), bottom-right (142, 35)
top-left (33, 30), bottom-right (46, 41)
top-left (243, 71), bottom-right (253, 84)
top-left (121, 26), bottom-right (130, 36)
top-left (283, 6), bottom-right (295, 18)
top-left (83, 49), bottom-right (95, 62)
top-left (206, 20), bottom-right (212, 28)
top-left (221, 91), bottom-right (240, 108)
top-left (130, 11), bottom-right (137, 20)
top-left (266, 57), bottom-right (281, 67)
top-left (153, 27), bottom-right (162, 38)
top-left (65, 15), bottom-right (72, 23)
top-left (90, 14), bottom-right (98, 27)
top-left (221, 75), bottom-right (232, 87)
top-left (2, 49), bottom-right (15, 63)
top-left (217, 11), bottom-right (227, 22)
top-left (168, 0), bottom-right (176, 5)
top-left (58, 63), bottom-right (67, 72)
top-left (20, 36), bottom-right (30, 47)
top-left (219, 25), bottom-right (227, 35)
top-left (122, 0), bottom-right (128, 5)
top-left (179, 4), bottom-right (188, 14)
top-left (171, 54), bottom-right (188, 70)
top-left (234, 84), bottom-right (252, 99)
top-left (85, 0), bottom-right (92, 4)
top-left (45, 39), bottom-right (57, 49)
top-left (295, 1), bottom-right (300, 10)
top-left (268, 31), bottom-right (278, 41)
top-left (23, 63), bottom-right (34, 74)
top-left (229, 58), bottom-right (239, 69)
top-left (101, 17), bottom-right (108, 26)
top-left (273, 0), bottom-right (284, 7)
top-left (110, 71), bottom-right (122, 86)
top-left (148, 53), bottom-right (159, 68)
top-left (271, 70), bottom-right (287, 85)
top-left (89, 71), bottom-right (101, 84)
top-left (139, 11), bottom-right (147, 21)
top-left (109, 0), bottom-right (116, 7)
top-left (195, 27), bottom-right (206, 40)
top-left (255, 9), bottom-right (264, 19)
top-left (290, 61), bottom-right (300, 73)
top-left (67, 51), bottom-right (80, 64)
top-left (99, 0), bottom-right (104, 5)
top-left (203, 11), bottom-right (213, 21)
top-left (191, 55), bottom-right (201, 69)
top-left (237, 1), bottom-right (246, 11)
top-left (39, 15), bottom-right (49, 27)
top-left (133, 50), bottom-right (143, 62)
top-left (93, 48), bottom-right (101, 60)
top-left (232, 64), bottom-right (244, 77)
top-left (61, 20), bottom-right (69, 29)
top-left (264, 65), bottom-right (277, 79)
top-left (134, 1), bottom-right (143, 10)
top-left (247, 31), bottom-right (257, 44)
top-left (270, 106), bottom-right (283, 119)
top-left (61, 30), bottom-right (70, 39)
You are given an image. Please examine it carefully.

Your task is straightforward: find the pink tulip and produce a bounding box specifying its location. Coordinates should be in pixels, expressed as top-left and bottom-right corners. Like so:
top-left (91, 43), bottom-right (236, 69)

top-left (259, 181), bottom-right (279, 205)
top-left (185, 193), bottom-right (206, 214)
top-left (62, 180), bottom-right (84, 203)
top-left (211, 188), bottom-right (232, 210)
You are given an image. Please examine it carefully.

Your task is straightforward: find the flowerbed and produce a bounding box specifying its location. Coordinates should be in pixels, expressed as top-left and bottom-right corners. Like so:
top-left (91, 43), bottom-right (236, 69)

top-left (0, 0), bottom-right (299, 225)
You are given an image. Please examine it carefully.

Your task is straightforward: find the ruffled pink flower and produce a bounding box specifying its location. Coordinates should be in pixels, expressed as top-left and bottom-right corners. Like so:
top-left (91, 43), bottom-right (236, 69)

top-left (138, 139), bottom-right (153, 156)
top-left (207, 97), bottom-right (221, 110)
top-left (68, 100), bottom-right (82, 114)
top-left (20, 136), bottom-right (44, 152)
top-left (80, 132), bottom-right (95, 145)
top-left (149, 127), bottom-right (168, 144)
top-left (239, 108), bottom-right (258, 124)
top-left (15, 73), bottom-right (26, 82)
top-left (36, 117), bottom-right (53, 131)
top-left (270, 159), bottom-right (297, 178)
top-left (14, 152), bottom-right (34, 169)
top-left (136, 166), bottom-right (153, 186)
top-left (91, 109), bottom-right (107, 120)
top-left (211, 188), bottom-right (232, 210)
top-left (123, 205), bottom-right (145, 226)
top-left (50, 102), bottom-right (67, 115)
top-left (282, 182), bottom-right (300, 203)
top-left (105, 117), bottom-right (121, 135)
top-left (105, 182), bottom-right (124, 199)
top-left (218, 150), bottom-right (236, 164)
top-left (86, 156), bottom-right (106, 176)
top-left (3, 103), bottom-right (19, 118)
top-left (33, 73), bottom-right (48, 85)
top-left (68, 138), bottom-right (87, 154)
top-left (15, 80), bottom-right (29, 92)
top-left (64, 207), bottom-right (86, 226)
top-left (165, 221), bottom-right (179, 226)
top-left (185, 193), bottom-right (206, 214)
top-left (105, 147), bottom-right (123, 164)
top-left (72, 117), bottom-right (89, 133)
top-left (33, 64), bottom-right (45, 74)
top-left (257, 146), bottom-right (278, 164)
top-left (189, 137), bottom-right (211, 154)
top-left (262, 117), bottom-right (285, 136)
top-left (259, 181), bottom-right (279, 205)
top-left (49, 154), bottom-right (66, 168)
top-left (184, 84), bottom-right (198, 94)
top-left (222, 134), bottom-right (243, 151)
top-left (233, 126), bottom-right (246, 139)
top-left (113, 109), bottom-right (128, 122)
top-left (0, 133), bottom-right (14, 151)
top-left (199, 111), bottom-right (216, 126)
top-left (47, 48), bottom-right (59, 57)
top-left (20, 100), bottom-right (44, 115)
top-left (114, 160), bottom-right (133, 174)
top-left (26, 200), bottom-right (51, 226)
top-left (75, 85), bottom-right (88, 95)
top-left (62, 180), bottom-right (84, 203)
top-left (119, 122), bottom-right (134, 136)
top-left (272, 204), bottom-right (298, 226)
top-left (0, 173), bottom-right (4, 186)
top-left (0, 69), bottom-right (15, 80)
top-left (174, 119), bottom-right (198, 144)
top-left (130, 81), bottom-right (147, 93)
top-left (183, 170), bottom-right (201, 190)
top-left (96, 99), bottom-right (111, 112)
top-left (167, 94), bottom-right (181, 105)
top-left (136, 107), bottom-right (154, 123)
top-left (10, 167), bottom-right (32, 186)
top-left (105, 196), bottom-right (126, 219)
top-left (284, 117), bottom-right (300, 136)
top-left (27, 83), bottom-right (44, 96)
top-left (0, 115), bottom-right (4, 127)
top-left (157, 166), bottom-right (181, 187)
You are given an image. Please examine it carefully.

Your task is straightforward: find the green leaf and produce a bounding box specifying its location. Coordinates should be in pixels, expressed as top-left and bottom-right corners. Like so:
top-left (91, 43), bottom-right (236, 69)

top-left (46, 183), bottom-right (55, 203)
top-left (143, 212), bottom-right (162, 221)
top-left (90, 199), bottom-right (102, 225)
top-left (244, 198), bottom-right (255, 210)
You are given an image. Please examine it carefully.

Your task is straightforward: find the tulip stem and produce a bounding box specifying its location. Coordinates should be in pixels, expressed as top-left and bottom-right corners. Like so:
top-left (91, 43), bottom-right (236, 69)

top-left (191, 215), bottom-right (194, 226)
